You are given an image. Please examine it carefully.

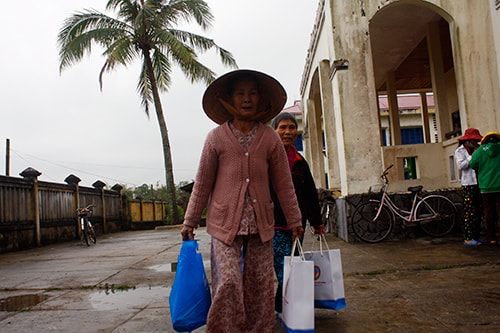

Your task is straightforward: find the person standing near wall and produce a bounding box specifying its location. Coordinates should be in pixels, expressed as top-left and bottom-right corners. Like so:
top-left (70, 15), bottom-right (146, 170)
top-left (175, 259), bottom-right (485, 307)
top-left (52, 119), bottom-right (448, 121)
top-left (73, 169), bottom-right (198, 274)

top-left (454, 128), bottom-right (483, 246)
top-left (469, 131), bottom-right (500, 246)
top-left (181, 70), bottom-right (304, 333)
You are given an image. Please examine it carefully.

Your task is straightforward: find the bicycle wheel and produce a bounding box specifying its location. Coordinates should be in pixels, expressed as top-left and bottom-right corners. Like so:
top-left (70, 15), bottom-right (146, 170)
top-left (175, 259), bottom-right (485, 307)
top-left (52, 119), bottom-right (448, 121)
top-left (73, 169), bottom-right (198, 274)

top-left (416, 195), bottom-right (456, 237)
top-left (352, 201), bottom-right (393, 243)
top-left (86, 221), bottom-right (97, 244)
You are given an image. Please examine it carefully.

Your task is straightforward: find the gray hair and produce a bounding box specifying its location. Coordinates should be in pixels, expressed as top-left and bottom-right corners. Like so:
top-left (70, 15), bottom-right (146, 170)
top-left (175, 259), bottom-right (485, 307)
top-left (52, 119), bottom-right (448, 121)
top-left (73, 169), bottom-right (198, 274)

top-left (271, 112), bottom-right (297, 129)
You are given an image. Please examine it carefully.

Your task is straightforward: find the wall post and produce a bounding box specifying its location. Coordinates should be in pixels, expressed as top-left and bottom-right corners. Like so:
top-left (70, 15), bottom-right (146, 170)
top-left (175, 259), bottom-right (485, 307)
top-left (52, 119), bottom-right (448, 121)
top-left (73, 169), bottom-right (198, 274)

top-left (20, 167), bottom-right (42, 246)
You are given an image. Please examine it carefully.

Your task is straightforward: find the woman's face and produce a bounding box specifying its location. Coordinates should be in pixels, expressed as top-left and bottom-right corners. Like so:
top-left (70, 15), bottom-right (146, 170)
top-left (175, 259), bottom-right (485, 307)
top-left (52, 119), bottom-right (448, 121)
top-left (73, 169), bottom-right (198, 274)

top-left (230, 78), bottom-right (260, 120)
top-left (276, 119), bottom-right (298, 150)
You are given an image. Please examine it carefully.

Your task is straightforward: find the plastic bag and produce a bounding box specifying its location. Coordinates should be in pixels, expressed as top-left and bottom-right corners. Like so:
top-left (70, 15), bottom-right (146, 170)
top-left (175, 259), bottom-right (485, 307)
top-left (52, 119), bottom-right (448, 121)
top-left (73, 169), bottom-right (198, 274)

top-left (169, 240), bottom-right (211, 332)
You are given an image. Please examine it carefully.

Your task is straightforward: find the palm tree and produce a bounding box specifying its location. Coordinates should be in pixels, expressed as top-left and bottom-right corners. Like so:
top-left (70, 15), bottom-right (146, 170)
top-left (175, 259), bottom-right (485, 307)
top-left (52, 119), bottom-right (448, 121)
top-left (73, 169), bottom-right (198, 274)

top-left (58, 0), bottom-right (237, 224)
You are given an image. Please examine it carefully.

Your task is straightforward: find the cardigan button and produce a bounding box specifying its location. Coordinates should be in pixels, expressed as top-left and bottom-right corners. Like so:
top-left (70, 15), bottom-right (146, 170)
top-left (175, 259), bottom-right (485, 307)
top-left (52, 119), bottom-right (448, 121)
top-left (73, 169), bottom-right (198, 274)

top-left (245, 178), bottom-right (250, 183)
top-left (245, 152), bottom-right (249, 157)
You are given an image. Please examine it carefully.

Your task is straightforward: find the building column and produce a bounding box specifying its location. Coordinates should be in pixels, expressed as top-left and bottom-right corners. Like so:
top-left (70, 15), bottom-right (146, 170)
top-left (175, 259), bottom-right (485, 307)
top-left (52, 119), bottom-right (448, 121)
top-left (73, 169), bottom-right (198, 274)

top-left (319, 59), bottom-right (340, 189)
top-left (427, 21), bottom-right (450, 141)
top-left (305, 97), bottom-right (326, 188)
top-left (420, 92), bottom-right (431, 143)
top-left (386, 71), bottom-right (401, 145)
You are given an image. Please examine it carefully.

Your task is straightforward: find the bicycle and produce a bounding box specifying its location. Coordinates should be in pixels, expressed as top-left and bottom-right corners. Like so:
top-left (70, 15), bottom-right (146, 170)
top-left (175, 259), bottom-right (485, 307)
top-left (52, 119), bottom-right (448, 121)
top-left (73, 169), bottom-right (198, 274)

top-left (351, 165), bottom-right (456, 243)
top-left (309, 188), bottom-right (337, 235)
top-left (77, 204), bottom-right (96, 246)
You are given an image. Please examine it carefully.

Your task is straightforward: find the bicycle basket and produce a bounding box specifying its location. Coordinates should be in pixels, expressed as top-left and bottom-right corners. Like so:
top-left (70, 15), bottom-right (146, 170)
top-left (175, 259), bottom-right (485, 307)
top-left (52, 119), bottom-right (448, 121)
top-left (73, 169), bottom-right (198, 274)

top-left (368, 184), bottom-right (384, 199)
top-left (317, 188), bottom-right (339, 200)
top-left (78, 208), bottom-right (93, 218)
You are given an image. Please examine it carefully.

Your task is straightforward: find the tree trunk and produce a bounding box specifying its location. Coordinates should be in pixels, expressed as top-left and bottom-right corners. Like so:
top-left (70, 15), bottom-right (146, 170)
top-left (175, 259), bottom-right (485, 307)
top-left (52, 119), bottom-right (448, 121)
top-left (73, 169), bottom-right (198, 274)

top-left (143, 52), bottom-right (180, 225)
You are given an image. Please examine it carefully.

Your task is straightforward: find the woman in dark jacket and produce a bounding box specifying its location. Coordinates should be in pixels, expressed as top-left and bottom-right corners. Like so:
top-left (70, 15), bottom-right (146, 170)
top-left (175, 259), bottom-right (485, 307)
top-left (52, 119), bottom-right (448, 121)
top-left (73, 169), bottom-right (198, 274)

top-left (270, 112), bottom-right (325, 316)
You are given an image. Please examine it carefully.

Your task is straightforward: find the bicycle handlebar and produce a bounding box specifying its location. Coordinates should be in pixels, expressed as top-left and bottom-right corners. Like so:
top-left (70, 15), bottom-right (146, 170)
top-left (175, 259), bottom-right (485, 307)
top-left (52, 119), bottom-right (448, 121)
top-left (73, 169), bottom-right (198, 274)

top-left (381, 164), bottom-right (394, 183)
top-left (76, 204), bottom-right (95, 212)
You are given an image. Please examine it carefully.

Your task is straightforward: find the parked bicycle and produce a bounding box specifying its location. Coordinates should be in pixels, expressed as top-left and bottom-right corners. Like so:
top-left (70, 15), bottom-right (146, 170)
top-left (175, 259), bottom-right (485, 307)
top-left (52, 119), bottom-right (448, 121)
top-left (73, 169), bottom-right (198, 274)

top-left (77, 204), bottom-right (96, 246)
top-left (310, 188), bottom-right (337, 235)
top-left (351, 165), bottom-right (456, 243)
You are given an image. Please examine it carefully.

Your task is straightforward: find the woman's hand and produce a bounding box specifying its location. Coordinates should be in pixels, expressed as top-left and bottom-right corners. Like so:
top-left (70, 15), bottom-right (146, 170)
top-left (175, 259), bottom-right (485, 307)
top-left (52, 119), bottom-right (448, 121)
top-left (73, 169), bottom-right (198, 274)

top-left (313, 224), bottom-right (325, 235)
top-left (292, 226), bottom-right (304, 240)
top-left (181, 225), bottom-right (195, 241)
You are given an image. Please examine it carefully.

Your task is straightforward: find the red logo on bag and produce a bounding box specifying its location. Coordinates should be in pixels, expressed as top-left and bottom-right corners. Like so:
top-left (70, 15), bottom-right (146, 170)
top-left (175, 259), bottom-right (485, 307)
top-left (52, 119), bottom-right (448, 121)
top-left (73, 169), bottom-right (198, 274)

top-left (314, 265), bottom-right (321, 280)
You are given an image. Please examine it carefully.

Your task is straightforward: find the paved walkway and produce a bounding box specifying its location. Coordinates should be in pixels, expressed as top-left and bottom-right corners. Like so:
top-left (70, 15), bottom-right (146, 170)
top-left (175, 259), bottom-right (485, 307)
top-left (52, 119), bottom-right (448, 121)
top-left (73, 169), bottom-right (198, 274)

top-left (0, 227), bottom-right (498, 332)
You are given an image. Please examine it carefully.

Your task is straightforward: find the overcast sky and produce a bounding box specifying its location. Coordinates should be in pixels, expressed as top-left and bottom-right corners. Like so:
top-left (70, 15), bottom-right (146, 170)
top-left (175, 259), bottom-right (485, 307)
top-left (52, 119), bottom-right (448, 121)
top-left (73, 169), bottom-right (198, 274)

top-left (0, 1), bottom-right (318, 189)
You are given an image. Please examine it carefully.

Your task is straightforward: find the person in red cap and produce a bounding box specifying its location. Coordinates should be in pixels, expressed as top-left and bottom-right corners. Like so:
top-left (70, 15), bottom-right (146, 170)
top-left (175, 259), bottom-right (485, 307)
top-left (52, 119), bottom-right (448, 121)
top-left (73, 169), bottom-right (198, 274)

top-left (469, 131), bottom-right (500, 246)
top-left (454, 128), bottom-right (483, 246)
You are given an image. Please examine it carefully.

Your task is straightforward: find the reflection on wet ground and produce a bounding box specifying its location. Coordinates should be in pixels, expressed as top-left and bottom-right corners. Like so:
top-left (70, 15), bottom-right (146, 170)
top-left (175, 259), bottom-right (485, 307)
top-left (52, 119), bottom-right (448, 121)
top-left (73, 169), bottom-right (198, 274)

top-left (149, 263), bottom-right (174, 272)
top-left (149, 260), bottom-right (210, 273)
top-left (0, 294), bottom-right (48, 312)
top-left (89, 286), bottom-right (170, 311)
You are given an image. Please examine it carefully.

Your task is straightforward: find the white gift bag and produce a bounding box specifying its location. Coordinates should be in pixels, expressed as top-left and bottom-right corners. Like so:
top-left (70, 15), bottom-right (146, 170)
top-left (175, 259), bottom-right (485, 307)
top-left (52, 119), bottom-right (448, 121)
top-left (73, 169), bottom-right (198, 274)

top-left (282, 238), bottom-right (315, 333)
top-left (304, 235), bottom-right (346, 310)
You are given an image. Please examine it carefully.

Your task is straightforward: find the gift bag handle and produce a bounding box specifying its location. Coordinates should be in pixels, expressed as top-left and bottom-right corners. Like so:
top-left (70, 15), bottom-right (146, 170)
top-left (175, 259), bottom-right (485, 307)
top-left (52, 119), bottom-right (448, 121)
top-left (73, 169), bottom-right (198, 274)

top-left (290, 238), bottom-right (306, 264)
top-left (311, 234), bottom-right (330, 255)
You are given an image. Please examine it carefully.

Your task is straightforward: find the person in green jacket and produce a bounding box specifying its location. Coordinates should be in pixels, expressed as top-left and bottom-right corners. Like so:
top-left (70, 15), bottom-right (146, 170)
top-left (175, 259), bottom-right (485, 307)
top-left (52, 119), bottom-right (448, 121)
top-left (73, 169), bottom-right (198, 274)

top-left (469, 131), bottom-right (500, 246)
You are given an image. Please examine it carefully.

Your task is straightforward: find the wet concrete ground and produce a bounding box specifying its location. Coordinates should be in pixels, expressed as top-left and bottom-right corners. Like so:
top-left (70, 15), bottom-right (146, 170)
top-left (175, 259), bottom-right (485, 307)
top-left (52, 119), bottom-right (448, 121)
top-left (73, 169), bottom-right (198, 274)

top-left (0, 226), bottom-right (498, 332)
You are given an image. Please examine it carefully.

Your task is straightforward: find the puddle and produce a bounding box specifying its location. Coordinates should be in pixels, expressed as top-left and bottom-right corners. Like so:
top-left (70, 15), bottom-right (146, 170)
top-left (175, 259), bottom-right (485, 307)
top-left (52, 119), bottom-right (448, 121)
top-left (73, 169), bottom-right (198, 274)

top-left (89, 286), bottom-right (170, 311)
top-left (149, 260), bottom-right (210, 273)
top-left (0, 294), bottom-right (48, 311)
top-left (149, 263), bottom-right (174, 272)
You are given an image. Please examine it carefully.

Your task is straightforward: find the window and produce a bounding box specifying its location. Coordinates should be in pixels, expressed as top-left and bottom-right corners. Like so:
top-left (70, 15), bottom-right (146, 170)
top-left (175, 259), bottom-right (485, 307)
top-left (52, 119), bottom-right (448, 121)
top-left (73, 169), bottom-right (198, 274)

top-left (382, 129), bottom-right (388, 146)
top-left (403, 157), bottom-right (418, 180)
top-left (401, 128), bottom-right (424, 144)
top-left (294, 133), bottom-right (304, 151)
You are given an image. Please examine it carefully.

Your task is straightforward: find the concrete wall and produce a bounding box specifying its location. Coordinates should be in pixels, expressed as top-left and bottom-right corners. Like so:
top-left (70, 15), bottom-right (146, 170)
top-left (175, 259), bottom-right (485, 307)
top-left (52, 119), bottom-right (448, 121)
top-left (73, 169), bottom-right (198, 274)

top-left (491, 0), bottom-right (500, 87)
top-left (302, 0), bottom-right (383, 194)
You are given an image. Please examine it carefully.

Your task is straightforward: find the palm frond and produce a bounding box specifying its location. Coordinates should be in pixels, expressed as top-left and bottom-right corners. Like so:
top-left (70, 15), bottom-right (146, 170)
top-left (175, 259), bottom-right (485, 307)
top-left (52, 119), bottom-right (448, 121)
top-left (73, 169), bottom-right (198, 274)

top-left (158, 0), bottom-right (213, 30)
top-left (137, 61), bottom-right (154, 117)
top-left (58, 10), bottom-right (132, 72)
top-left (106, 0), bottom-right (138, 20)
top-left (216, 46), bottom-right (238, 68)
top-left (175, 56), bottom-right (216, 85)
top-left (99, 38), bottom-right (138, 89)
top-left (151, 50), bottom-right (173, 91)
top-left (167, 29), bottom-right (237, 68)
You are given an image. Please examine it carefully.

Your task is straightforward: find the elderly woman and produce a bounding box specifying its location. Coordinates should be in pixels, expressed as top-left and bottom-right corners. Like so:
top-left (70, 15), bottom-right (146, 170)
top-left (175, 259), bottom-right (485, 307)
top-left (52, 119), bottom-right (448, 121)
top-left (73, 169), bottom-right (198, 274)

top-left (181, 69), bottom-right (303, 333)
top-left (270, 112), bottom-right (324, 316)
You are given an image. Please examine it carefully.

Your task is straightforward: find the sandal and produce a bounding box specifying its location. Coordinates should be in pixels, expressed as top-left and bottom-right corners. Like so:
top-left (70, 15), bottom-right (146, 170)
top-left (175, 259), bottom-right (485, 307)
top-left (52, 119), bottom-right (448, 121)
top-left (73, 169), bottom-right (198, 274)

top-left (463, 240), bottom-right (482, 246)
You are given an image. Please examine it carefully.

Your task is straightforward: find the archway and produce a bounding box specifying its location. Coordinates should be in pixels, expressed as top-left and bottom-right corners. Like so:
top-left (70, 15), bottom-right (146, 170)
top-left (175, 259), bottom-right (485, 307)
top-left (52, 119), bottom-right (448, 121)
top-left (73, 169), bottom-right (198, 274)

top-left (369, 1), bottom-right (458, 180)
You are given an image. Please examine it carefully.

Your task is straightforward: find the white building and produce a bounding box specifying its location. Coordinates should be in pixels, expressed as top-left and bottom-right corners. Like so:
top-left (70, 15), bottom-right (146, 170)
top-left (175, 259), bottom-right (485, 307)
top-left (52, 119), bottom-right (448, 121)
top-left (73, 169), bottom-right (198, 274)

top-left (300, 0), bottom-right (500, 239)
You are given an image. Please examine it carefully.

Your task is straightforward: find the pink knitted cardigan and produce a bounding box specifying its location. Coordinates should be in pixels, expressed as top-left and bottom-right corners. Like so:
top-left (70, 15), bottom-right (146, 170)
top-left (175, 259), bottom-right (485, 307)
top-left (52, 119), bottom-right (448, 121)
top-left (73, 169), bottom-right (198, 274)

top-left (183, 122), bottom-right (302, 245)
